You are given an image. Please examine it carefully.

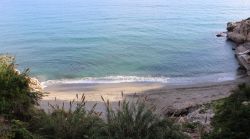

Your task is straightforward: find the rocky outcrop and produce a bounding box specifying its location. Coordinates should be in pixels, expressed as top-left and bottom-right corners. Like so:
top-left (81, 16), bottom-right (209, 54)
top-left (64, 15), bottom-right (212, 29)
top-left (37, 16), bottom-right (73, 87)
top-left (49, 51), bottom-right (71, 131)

top-left (227, 18), bottom-right (250, 75)
top-left (227, 32), bottom-right (246, 44)
top-left (29, 77), bottom-right (43, 92)
top-left (227, 18), bottom-right (250, 44)
top-left (15, 69), bottom-right (43, 92)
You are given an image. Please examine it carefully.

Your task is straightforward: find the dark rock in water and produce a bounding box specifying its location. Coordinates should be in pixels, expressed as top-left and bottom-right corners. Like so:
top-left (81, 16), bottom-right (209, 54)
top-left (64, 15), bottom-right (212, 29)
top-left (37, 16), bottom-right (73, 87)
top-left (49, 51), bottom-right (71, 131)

top-left (216, 34), bottom-right (222, 37)
top-left (216, 32), bottom-right (226, 37)
top-left (216, 31), bottom-right (228, 37)
top-left (232, 47), bottom-right (236, 50)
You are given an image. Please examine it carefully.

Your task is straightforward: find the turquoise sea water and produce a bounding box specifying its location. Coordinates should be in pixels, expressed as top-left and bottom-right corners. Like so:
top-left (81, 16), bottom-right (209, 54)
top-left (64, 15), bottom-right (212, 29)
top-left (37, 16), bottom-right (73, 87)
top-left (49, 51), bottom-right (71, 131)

top-left (0, 0), bottom-right (250, 84)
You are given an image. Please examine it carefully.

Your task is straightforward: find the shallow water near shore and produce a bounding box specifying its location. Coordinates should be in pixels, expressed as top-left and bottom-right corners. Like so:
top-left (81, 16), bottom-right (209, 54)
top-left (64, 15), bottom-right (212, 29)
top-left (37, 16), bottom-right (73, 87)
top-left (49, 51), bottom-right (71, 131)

top-left (1, 0), bottom-right (250, 85)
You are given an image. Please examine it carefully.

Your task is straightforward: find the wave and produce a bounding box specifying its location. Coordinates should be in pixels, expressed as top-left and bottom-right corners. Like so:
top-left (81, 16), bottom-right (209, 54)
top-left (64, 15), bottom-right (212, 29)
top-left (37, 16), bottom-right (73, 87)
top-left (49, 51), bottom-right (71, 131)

top-left (41, 73), bottom-right (238, 88)
top-left (41, 76), bottom-right (170, 87)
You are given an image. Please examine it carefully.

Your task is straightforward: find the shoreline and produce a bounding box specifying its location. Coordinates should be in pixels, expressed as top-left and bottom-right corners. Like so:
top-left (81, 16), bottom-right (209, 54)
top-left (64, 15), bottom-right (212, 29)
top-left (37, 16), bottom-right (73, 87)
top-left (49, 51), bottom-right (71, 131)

top-left (39, 75), bottom-right (250, 113)
top-left (39, 17), bottom-right (250, 113)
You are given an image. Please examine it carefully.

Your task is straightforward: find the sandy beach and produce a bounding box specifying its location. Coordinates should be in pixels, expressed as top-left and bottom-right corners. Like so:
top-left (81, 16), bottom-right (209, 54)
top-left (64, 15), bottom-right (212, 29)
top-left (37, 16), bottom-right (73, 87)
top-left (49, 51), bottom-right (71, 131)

top-left (39, 75), bottom-right (250, 113)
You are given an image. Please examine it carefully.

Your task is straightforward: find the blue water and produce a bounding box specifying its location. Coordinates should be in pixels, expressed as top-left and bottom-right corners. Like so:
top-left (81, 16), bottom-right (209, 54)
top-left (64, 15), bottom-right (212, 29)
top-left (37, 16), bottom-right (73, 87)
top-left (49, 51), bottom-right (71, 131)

top-left (0, 0), bottom-right (250, 84)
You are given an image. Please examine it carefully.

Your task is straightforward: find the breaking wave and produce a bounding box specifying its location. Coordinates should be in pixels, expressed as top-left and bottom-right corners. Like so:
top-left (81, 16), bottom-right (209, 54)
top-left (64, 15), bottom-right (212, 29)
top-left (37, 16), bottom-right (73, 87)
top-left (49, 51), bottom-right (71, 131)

top-left (41, 73), bottom-right (238, 88)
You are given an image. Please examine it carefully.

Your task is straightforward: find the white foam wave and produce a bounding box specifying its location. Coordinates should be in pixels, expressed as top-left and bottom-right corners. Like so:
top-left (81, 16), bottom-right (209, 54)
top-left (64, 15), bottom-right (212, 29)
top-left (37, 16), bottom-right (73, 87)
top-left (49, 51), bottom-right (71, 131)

top-left (41, 76), bottom-right (170, 87)
top-left (41, 73), bottom-right (238, 88)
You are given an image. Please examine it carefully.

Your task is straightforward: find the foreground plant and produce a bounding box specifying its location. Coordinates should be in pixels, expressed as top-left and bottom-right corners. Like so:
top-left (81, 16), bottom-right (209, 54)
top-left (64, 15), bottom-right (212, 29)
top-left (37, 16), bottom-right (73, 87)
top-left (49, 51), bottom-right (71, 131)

top-left (0, 55), bottom-right (43, 138)
top-left (103, 94), bottom-right (189, 139)
top-left (30, 94), bottom-right (105, 139)
top-left (0, 55), bottom-right (43, 120)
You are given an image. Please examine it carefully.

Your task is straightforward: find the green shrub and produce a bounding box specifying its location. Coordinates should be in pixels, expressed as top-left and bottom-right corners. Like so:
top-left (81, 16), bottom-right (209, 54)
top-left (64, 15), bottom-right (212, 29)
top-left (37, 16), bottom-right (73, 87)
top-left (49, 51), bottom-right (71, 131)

top-left (10, 120), bottom-right (37, 139)
top-left (29, 95), bottom-right (189, 139)
top-left (204, 84), bottom-right (250, 139)
top-left (29, 95), bottom-right (105, 139)
top-left (0, 55), bottom-right (43, 120)
top-left (103, 97), bottom-right (189, 139)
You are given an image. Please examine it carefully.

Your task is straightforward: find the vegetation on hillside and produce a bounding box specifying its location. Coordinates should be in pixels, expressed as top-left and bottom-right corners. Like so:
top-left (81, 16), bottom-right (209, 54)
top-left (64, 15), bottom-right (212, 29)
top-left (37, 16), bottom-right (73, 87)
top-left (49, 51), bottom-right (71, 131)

top-left (204, 84), bottom-right (250, 139)
top-left (0, 55), bottom-right (43, 121)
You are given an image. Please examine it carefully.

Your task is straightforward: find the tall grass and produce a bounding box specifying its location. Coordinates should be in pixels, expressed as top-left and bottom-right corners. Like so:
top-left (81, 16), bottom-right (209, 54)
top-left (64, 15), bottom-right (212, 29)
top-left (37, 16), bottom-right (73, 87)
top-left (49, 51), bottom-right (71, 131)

top-left (29, 94), bottom-right (189, 139)
top-left (103, 95), bottom-right (189, 139)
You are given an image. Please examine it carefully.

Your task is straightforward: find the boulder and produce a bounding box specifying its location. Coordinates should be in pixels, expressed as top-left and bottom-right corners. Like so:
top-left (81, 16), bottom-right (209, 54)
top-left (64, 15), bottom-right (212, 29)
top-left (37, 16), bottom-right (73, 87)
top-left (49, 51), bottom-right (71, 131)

top-left (227, 32), bottom-right (246, 44)
top-left (226, 18), bottom-right (250, 44)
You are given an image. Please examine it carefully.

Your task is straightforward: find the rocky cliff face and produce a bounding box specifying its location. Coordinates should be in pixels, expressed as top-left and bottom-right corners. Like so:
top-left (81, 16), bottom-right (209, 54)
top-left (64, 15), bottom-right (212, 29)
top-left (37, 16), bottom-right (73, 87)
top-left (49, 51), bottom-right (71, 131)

top-left (227, 18), bottom-right (250, 44)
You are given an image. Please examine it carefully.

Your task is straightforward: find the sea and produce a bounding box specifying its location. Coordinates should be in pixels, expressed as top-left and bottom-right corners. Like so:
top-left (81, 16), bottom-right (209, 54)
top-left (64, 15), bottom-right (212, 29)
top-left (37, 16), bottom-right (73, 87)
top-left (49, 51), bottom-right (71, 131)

top-left (0, 0), bottom-right (250, 85)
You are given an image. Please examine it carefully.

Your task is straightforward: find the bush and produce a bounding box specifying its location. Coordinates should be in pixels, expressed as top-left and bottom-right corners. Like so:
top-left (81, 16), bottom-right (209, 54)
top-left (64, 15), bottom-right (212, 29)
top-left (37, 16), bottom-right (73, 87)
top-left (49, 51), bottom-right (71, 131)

top-left (29, 95), bottom-right (189, 139)
top-left (0, 55), bottom-right (43, 120)
top-left (9, 120), bottom-right (39, 139)
top-left (103, 97), bottom-right (189, 139)
top-left (204, 84), bottom-right (250, 139)
top-left (29, 95), bottom-right (105, 139)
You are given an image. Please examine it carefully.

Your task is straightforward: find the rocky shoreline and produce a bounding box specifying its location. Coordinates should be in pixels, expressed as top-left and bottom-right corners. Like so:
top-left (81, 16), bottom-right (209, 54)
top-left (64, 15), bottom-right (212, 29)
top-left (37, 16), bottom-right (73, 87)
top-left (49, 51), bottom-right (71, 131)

top-left (226, 18), bottom-right (250, 74)
top-left (164, 18), bottom-right (250, 137)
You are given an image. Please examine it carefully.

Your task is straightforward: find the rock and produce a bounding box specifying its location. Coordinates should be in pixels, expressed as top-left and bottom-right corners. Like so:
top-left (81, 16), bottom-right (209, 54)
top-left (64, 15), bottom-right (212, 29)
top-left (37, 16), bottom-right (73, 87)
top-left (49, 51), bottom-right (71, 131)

top-left (216, 34), bottom-right (223, 37)
top-left (227, 32), bottom-right (246, 44)
top-left (164, 105), bottom-right (199, 117)
top-left (216, 32), bottom-right (226, 37)
top-left (227, 22), bottom-right (237, 32)
top-left (186, 106), bottom-right (214, 125)
top-left (29, 77), bottom-right (43, 92)
top-left (227, 18), bottom-right (250, 44)
top-left (16, 69), bottom-right (43, 92)
top-left (165, 108), bottom-right (189, 117)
